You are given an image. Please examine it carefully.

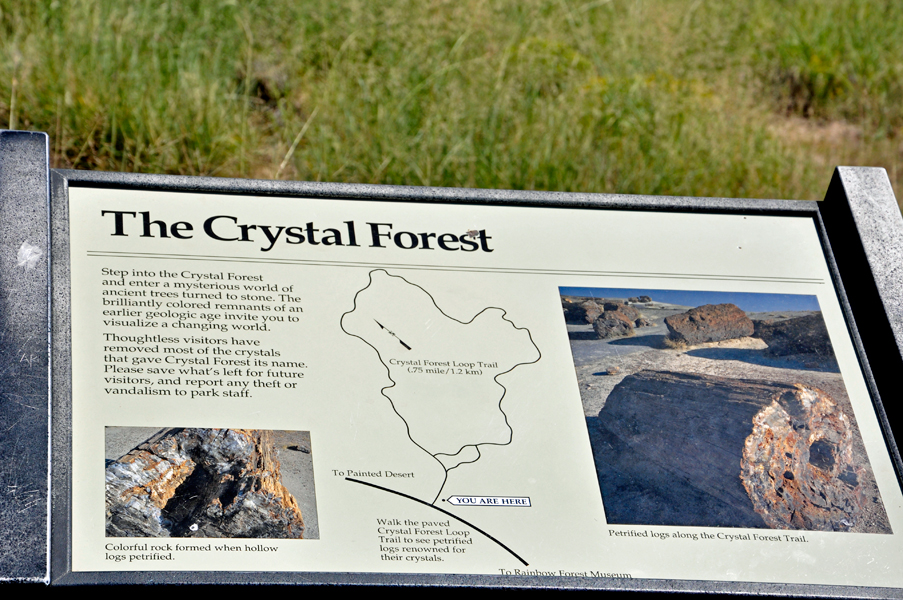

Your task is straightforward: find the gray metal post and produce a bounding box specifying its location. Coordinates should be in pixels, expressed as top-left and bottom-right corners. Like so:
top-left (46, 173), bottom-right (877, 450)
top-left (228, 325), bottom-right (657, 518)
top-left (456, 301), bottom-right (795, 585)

top-left (821, 166), bottom-right (903, 476)
top-left (0, 130), bottom-right (50, 583)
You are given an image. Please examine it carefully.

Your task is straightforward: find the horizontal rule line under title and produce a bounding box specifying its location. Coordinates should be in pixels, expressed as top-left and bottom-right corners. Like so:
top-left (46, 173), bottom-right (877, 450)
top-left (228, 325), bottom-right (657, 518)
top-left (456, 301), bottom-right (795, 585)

top-left (100, 211), bottom-right (493, 253)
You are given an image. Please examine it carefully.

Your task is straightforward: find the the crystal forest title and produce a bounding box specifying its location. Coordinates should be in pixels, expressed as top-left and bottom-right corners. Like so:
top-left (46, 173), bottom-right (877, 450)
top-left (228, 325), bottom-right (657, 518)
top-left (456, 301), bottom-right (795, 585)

top-left (101, 211), bottom-right (494, 253)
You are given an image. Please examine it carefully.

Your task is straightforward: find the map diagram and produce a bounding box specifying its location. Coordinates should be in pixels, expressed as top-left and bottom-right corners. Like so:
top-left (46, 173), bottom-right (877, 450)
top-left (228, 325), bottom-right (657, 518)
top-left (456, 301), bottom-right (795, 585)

top-left (341, 269), bottom-right (541, 505)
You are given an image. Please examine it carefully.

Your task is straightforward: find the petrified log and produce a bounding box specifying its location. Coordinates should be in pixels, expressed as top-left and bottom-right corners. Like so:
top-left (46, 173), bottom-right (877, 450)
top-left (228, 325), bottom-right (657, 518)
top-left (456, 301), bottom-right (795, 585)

top-left (664, 303), bottom-right (754, 345)
top-left (603, 302), bottom-right (641, 321)
top-left (562, 299), bottom-right (603, 324)
top-left (581, 301), bottom-right (603, 323)
top-left (753, 313), bottom-right (834, 357)
top-left (561, 299), bottom-right (582, 323)
top-left (593, 371), bottom-right (864, 530)
top-left (106, 428), bottom-right (304, 538)
top-left (593, 310), bottom-right (635, 340)
top-left (742, 386), bottom-right (863, 531)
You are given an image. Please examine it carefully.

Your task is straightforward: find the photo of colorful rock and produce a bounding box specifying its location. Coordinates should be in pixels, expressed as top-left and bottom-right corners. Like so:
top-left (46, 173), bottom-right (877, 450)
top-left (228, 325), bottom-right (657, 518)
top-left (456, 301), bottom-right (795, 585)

top-left (104, 427), bottom-right (318, 539)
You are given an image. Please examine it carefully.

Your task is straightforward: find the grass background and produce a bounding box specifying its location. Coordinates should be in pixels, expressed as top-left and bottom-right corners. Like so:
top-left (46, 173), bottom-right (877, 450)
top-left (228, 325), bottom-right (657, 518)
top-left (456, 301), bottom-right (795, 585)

top-left (2, 0), bottom-right (901, 204)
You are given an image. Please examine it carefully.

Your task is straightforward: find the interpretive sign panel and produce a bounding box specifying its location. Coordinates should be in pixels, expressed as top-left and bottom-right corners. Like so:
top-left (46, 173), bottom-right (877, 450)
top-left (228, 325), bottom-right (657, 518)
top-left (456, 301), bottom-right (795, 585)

top-left (57, 184), bottom-right (903, 591)
top-left (2, 131), bottom-right (902, 594)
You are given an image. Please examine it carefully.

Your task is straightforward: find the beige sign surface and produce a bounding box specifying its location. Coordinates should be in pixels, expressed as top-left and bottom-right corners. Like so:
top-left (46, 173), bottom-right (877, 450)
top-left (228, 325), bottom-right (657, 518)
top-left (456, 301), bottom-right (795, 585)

top-left (69, 187), bottom-right (903, 586)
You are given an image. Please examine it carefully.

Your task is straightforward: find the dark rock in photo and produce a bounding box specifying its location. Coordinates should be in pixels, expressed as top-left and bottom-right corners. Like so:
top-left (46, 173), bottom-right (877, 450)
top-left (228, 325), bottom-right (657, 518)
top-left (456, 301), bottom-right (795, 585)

top-left (603, 302), bottom-right (641, 321)
top-left (105, 428), bottom-right (305, 538)
top-left (593, 310), bottom-right (635, 340)
top-left (581, 300), bottom-right (604, 323)
top-left (753, 313), bottom-right (834, 357)
top-left (664, 303), bottom-right (754, 345)
top-left (562, 299), bottom-right (603, 324)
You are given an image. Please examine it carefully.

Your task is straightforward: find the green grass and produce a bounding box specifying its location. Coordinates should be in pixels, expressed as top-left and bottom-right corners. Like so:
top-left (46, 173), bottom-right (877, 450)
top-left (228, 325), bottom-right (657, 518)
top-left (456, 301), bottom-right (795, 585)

top-left (2, 0), bottom-right (902, 203)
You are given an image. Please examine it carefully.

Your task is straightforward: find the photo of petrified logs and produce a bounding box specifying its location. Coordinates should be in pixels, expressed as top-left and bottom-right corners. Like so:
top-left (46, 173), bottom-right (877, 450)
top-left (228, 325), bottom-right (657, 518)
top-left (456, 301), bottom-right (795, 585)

top-left (594, 371), bottom-right (866, 531)
top-left (105, 428), bottom-right (305, 538)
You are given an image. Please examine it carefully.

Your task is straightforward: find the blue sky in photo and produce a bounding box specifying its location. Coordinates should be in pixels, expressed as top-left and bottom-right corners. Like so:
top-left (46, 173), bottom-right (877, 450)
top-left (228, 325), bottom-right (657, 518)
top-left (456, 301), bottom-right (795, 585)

top-left (558, 287), bottom-right (821, 313)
